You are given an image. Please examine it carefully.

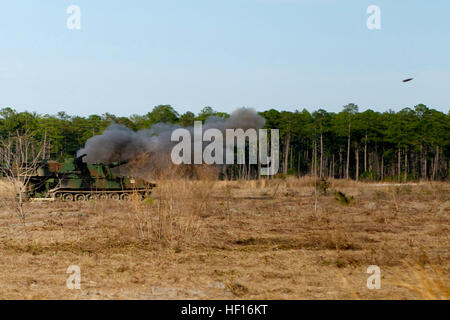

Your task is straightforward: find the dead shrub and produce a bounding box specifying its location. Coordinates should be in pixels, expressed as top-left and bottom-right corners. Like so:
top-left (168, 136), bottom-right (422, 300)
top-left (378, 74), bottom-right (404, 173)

top-left (126, 179), bottom-right (215, 248)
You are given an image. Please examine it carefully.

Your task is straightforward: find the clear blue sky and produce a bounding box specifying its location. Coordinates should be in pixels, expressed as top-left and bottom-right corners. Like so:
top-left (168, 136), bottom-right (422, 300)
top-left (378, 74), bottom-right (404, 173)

top-left (1, 0), bottom-right (449, 116)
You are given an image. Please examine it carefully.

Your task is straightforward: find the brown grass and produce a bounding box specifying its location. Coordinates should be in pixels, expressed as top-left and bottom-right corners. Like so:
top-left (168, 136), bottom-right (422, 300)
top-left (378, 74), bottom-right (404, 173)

top-left (0, 177), bottom-right (448, 299)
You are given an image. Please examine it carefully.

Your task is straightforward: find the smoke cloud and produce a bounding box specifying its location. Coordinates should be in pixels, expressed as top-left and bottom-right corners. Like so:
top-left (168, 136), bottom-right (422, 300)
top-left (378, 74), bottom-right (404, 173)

top-left (77, 108), bottom-right (266, 175)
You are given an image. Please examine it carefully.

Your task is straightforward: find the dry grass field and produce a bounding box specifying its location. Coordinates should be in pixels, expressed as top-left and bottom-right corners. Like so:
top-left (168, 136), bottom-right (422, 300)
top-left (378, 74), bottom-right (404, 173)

top-left (0, 177), bottom-right (448, 300)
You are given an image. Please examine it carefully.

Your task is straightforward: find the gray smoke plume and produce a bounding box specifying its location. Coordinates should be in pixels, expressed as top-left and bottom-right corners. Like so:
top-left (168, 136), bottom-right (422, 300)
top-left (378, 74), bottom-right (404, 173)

top-left (77, 108), bottom-right (266, 172)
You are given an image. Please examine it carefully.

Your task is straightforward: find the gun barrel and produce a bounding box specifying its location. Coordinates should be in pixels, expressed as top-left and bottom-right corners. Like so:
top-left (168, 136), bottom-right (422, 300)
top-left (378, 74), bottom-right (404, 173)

top-left (76, 154), bottom-right (87, 160)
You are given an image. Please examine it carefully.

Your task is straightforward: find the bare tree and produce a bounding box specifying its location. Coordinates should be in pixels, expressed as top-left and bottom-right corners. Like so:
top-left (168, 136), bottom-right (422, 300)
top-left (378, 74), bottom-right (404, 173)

top-left (0, 130), bottom-right (45, 226)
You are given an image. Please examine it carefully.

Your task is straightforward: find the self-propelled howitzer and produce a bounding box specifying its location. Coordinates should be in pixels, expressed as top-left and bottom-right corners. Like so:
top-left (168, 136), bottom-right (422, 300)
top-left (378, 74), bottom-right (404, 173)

top-left (27, 154), bottom-right (155, 201)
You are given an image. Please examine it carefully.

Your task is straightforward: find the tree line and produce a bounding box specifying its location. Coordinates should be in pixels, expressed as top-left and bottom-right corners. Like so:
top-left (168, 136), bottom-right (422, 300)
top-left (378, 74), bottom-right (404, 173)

top-left (0, 103), bottom-right (449, 181)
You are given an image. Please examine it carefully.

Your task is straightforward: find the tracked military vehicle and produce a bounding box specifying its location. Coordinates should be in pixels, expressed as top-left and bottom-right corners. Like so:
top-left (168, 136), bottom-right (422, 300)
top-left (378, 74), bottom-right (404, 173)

top-left (26, 154), bottom-right (155, 201)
